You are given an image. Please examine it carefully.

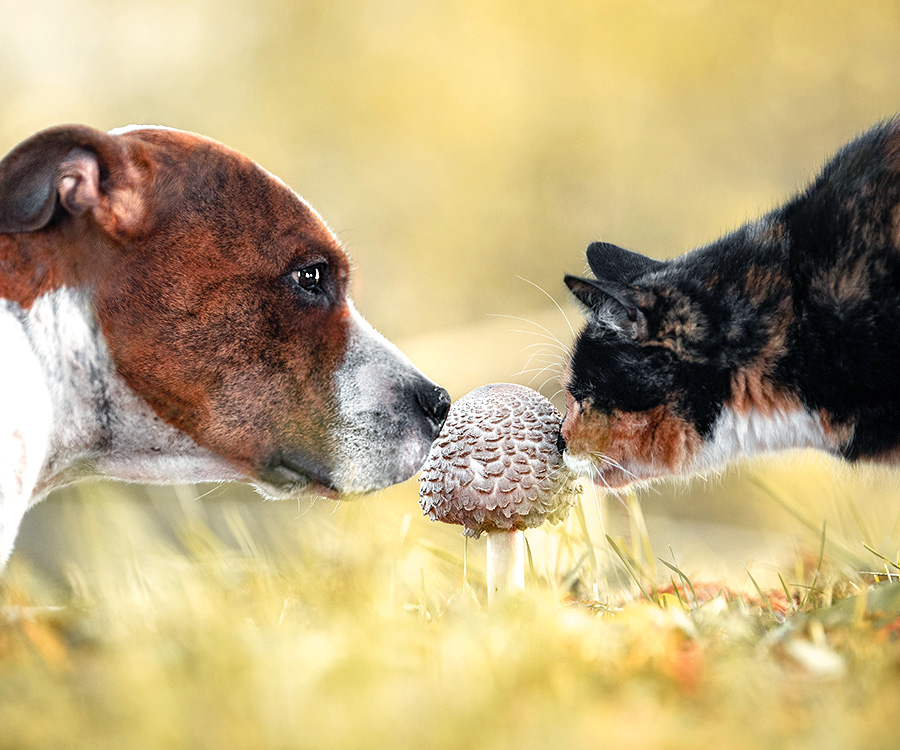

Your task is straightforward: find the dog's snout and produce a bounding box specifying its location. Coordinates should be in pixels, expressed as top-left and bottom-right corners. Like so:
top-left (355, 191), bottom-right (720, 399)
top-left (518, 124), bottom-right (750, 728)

top-left (416, 382), bottom-right (452, 428)
top-left (556, 429), bottom-right (566, 454)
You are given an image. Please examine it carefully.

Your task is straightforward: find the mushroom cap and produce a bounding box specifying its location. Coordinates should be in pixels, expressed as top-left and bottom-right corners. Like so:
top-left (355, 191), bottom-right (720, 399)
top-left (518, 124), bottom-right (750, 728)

top-left (418, 383), bottom-right (578, 537)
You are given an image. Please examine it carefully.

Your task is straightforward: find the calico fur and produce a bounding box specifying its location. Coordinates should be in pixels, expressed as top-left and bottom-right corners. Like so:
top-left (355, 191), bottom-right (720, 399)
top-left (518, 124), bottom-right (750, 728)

top-left (562, 118), bottom-right (900, 487)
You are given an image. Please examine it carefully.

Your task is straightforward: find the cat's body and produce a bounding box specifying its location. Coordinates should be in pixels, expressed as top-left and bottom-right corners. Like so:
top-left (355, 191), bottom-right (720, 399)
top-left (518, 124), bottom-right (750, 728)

top-left (561, 118), bottom-right (900, 488)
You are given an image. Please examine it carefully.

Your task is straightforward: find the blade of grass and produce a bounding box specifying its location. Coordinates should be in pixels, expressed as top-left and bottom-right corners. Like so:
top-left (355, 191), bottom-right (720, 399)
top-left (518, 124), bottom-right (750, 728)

top-left (626, 491), bottom-right (657, 585)
top-left (799, 522), bottom-right (827, 610)
top-left (863, 543), bottom-right (900, 572)
top-left (525, 536), bottom-right (538, 588)
top-left (750, 475), bottom-right (857, 563)
top-left (842, 491), bottom-right (874, 549)
top-left (605, 534), bottom-right (655, 604)
top-left (777, 571), bottom-right (797, 615)
top-left (560, 550), bottom-right (591, 595)
top-left (658, 555), bottom-right (699, 608)
top-left (573, 498), bottom-right (600, 597)
top-left (668, 575), bottom-right (687, 610)
top-left (419, 568), bottom-right (428, 623)
top-left (745, 568), bottom-right (777, 620)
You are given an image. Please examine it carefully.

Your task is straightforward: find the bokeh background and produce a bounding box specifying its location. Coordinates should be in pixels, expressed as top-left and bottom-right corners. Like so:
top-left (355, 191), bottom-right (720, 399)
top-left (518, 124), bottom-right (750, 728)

top-left (6, 3), bottom-right (900, 748)
top-left (4, 0), bottom-right (900, 594)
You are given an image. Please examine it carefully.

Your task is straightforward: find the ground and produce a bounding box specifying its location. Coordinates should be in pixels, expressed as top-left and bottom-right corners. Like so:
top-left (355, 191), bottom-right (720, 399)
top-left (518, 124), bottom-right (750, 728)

top-left (2, 471), bottom-right (900, 750)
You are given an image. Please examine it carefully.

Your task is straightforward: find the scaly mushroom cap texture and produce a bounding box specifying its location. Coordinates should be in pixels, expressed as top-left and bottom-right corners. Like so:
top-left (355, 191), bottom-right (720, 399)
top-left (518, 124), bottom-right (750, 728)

top-left (418, 383), bottom-right (577, 538)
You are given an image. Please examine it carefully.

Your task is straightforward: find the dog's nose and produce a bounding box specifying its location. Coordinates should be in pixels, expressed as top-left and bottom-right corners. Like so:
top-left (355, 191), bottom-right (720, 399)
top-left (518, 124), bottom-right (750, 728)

top-left (416, 382), bottom-right (452, 429)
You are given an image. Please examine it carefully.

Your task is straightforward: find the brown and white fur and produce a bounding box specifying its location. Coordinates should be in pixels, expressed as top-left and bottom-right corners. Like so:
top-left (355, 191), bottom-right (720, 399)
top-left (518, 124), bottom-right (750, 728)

top-left (0, 124), bottom-right (450, 568)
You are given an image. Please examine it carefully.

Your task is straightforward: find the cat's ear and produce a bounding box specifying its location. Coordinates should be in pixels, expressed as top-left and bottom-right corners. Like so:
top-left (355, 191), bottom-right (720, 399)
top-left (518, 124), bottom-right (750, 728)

top-left (564, 275), bottom-right (651, 341)
top-left (565, 242), bottom-right (665, 341)
top-left (586, 241), bottom-right (663, 283)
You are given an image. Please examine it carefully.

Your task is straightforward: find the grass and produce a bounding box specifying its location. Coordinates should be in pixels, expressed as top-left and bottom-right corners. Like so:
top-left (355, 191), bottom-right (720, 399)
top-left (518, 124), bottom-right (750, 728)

top-left (2, 473), bottom-right (900, 750)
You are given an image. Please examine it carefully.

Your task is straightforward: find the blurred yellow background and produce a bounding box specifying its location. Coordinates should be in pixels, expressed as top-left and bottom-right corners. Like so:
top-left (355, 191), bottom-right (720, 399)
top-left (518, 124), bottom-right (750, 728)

top-left (4, 0), bottom-right (900, 590)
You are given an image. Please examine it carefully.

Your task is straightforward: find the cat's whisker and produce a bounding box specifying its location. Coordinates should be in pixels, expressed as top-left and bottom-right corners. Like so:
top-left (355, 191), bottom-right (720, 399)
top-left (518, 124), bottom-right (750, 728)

top-left (517, 341), bottom-right (564, 364)
top-left (515, 349), bottom-right (557, 378)
top-left (519, 352), bottom-right (564, 369)
top-left (506, 328), bottom-right (570, 348)
top-left (593, 453), bottom-right (640, 482)
top-left (520, 340), bottom-right (570, 355)
top-left (514, 365), bottom-right (562, 377)
top-left (522, 355), bottom-right (566, 372)
top-left (487, 312), bottom-right (567, 348)
top-left (516, 357), bottom-right (563, 386)
top-left (537, 372), bottom-right (563, 393)
top-left (513, 275), bottom-right (576, 340)
top-left (527, 367), bottom-right (557, 389)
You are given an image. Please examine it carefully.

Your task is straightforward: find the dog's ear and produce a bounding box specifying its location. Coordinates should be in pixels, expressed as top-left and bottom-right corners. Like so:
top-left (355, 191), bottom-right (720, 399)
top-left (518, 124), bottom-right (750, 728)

top-left (564, 274), bottom-right (652, 341)
top-left (0, 124), bottom-right (146, 236)
top-left (586, 241), bottom-right (663, 283)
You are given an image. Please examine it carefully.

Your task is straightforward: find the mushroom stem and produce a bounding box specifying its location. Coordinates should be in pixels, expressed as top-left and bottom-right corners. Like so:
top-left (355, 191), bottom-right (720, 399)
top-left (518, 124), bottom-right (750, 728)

top-left (486, 529), bottom-right (525, 602)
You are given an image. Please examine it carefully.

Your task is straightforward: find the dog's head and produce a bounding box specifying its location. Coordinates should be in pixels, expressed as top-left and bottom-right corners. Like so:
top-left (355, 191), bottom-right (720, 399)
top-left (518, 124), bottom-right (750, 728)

top-left (0, 124), bottom-right (449, 497)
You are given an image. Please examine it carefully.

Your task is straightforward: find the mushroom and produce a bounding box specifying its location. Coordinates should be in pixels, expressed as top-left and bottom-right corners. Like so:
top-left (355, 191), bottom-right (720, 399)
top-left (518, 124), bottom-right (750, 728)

top-left (418, 383), bottom-right (578, 602)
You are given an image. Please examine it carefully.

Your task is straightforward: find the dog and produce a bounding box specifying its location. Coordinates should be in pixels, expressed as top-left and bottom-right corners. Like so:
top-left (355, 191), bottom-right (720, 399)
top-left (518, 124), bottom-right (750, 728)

top-left (561, 118), bottom-right (900, 489)
top-left (0, 124), bottom-right (450, 568)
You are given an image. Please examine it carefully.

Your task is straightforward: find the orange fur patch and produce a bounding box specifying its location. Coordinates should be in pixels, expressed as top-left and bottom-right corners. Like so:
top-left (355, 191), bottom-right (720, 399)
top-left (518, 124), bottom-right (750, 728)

top-left (752, 219), bottom-right (786, 245)
top-left (818, 409), bottom-right (854, 452)
top-left (562, 399), bottom-right (701, 486)
top-left (742, 265), bottom-right (789, 306)
top-left (809, 256), bottom-right (872, 307)
top-left (728, 367), bottom-right (800, 416)
top-left (726, 266), bottom-right (795, 417)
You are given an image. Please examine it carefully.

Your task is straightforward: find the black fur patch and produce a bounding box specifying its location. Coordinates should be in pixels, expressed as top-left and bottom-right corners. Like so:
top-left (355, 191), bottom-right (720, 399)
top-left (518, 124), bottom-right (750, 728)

top-left (564, 117), bottom-right (900, 468)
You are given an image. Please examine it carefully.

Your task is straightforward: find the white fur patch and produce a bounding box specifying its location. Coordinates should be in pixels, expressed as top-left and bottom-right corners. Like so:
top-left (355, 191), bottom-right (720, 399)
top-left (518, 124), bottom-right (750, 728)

top-left (562, 452), bottom-right (597, 478)
top-left (563, 404), bottom-right (835, 492)
top-left (1, 287), bottom-right (242, 565)
top-left (332, 302), bottom-right (435, 493)
top-left (0, 303), bottom-right (53, 565)
top-left (693, 405), bottom-right (833, 472)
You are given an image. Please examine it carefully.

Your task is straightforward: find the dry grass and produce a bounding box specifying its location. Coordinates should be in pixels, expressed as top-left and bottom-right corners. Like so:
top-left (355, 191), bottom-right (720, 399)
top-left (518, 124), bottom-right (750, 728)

top-left (3, 2), bottom-right (900, 747)
top-left (2, 474), bottom-right (900, 750)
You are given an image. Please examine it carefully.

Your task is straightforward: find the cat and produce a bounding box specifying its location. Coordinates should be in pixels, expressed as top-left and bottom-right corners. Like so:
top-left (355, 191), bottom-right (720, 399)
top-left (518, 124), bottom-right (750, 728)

top-left (561, 118), bottom-right (900, 489)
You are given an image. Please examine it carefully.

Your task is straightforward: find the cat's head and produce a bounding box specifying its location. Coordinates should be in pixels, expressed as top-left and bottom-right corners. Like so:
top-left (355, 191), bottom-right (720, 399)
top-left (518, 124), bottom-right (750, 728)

top-left (561, 240), bottom-right (787, 488)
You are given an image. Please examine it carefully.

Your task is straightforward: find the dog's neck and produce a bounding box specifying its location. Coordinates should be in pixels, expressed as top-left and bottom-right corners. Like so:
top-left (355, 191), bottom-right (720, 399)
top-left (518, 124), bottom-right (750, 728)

top-left (2, 287), bottom-right (240, 504)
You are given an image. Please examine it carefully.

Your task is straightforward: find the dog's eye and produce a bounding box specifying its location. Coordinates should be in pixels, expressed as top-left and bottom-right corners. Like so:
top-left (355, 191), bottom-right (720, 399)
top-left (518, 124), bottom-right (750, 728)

top-left (290, 264), bottom-right (325, 293)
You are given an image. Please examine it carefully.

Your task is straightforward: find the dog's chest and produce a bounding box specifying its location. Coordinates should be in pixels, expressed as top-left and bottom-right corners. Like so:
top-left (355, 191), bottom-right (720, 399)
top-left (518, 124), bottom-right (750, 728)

top-left (1, 289), bottom-right (240, 501)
